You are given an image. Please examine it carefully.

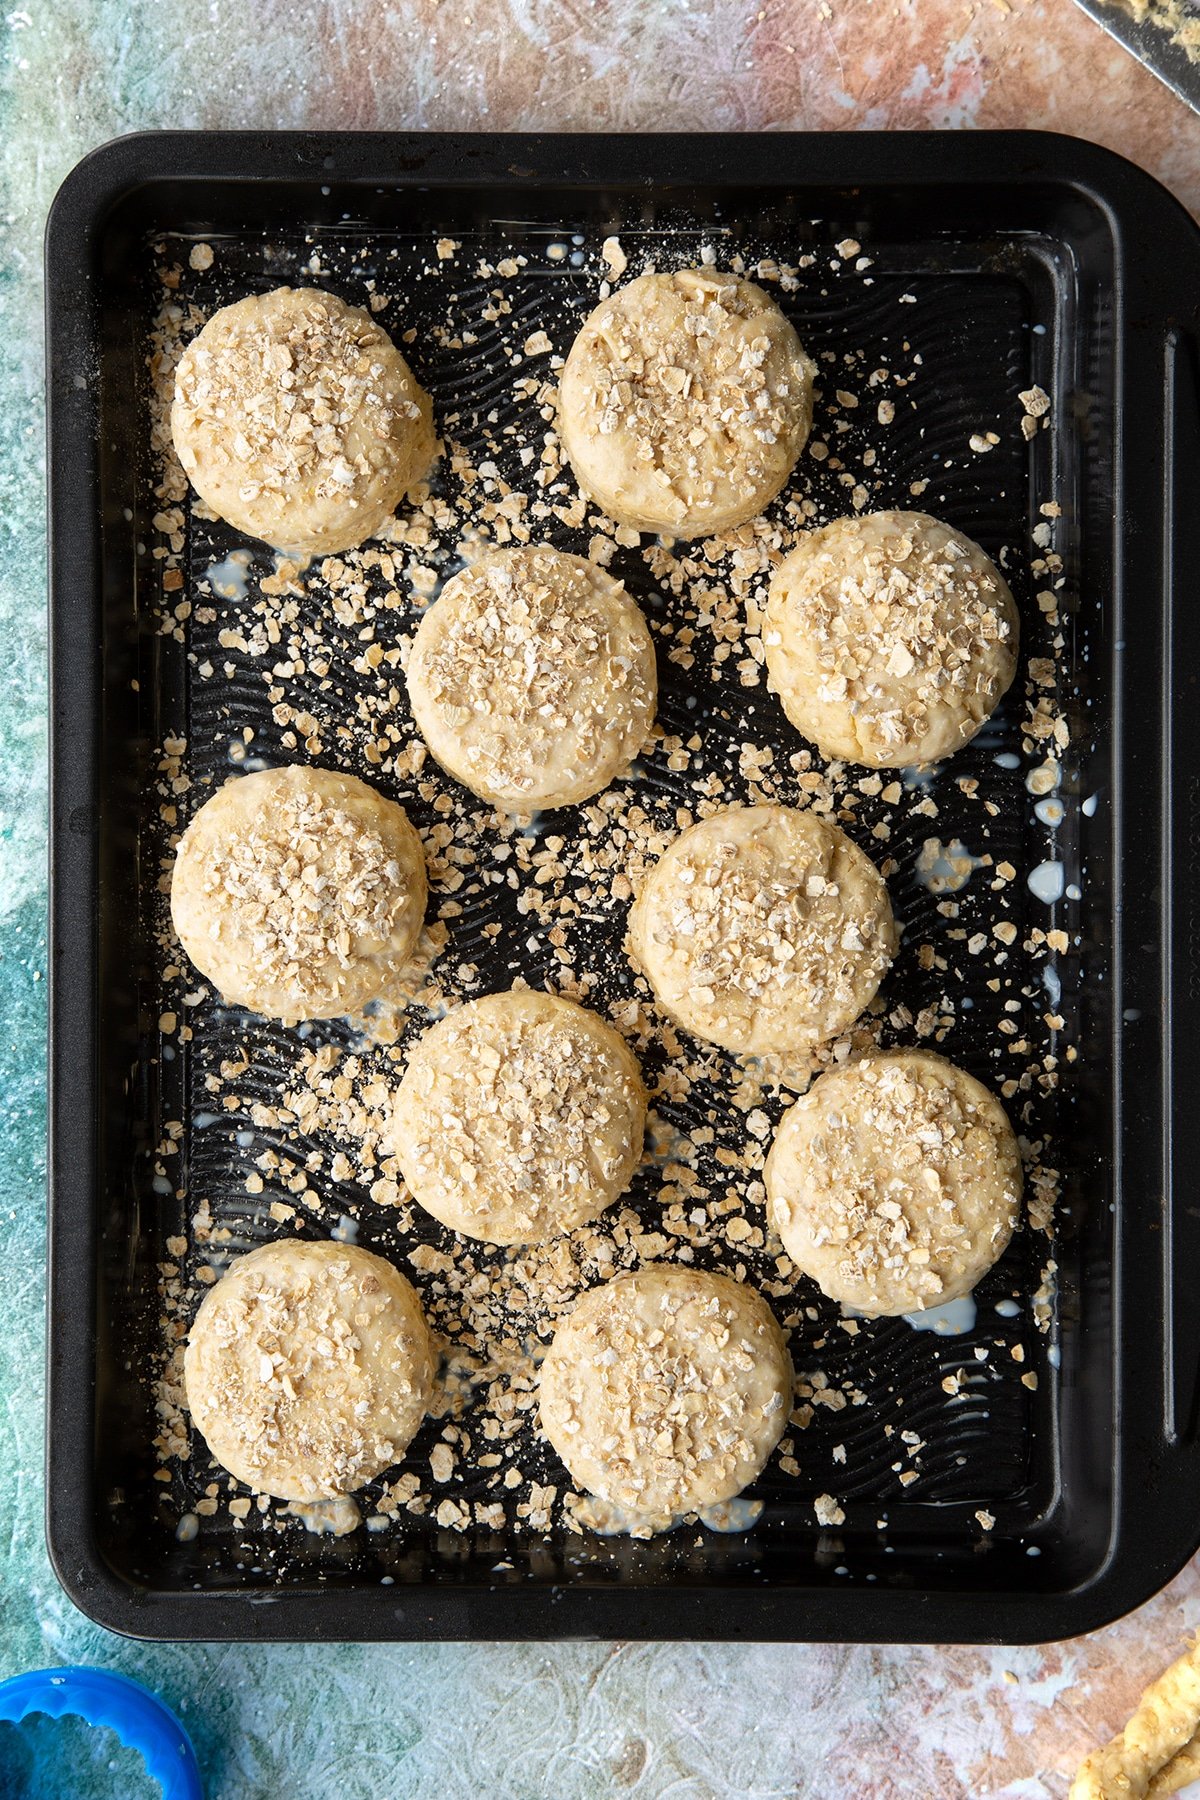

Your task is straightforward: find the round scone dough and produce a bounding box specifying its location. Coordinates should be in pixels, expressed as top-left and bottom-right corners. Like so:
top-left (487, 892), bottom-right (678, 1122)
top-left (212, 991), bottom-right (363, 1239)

top-left (764, 511), bottom-right (1019, 768)
top-left (765, 1049), bottom-right (1023, 1317)
top-left (390, 990), bottom-right (646, 1246)
top-left (170, 765), bottom-right (427, 1022)
top-left (171, 287), bottom-right (435, 555)
top-left (183, 1239), bottom-right (434, 1502)
top-left (406, 545), bottom-right (656, 811)
top-left (557, 269), bottom-right (815, 538)
top-left (629, 803), bottom-right (897, 1057)
top-left (539, 1266), bottom-right (792, 1525)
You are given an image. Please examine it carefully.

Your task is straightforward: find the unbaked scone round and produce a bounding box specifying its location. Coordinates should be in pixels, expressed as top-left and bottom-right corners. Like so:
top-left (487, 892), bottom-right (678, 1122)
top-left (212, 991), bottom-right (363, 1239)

top-left (764, 511), bottom-right (1020, 768)
top-left (171, 287), bottom-right (435, 555)
top-left (557, 269), bottom-right (815, 538)
top-left (171, 765), bottom-right (427, 1022)
top-left (539, 1266), bottom-right (792, 1524)
top-left (406, 545), bottom-right (656, 811)
top-left (765, 1049), bottom-right (1022, 1317)
top-left (629, 803), bottom-right (897, 1056)
top-left (183, 1239), bottom-right (434, 1501)
top-left (390, 990), bottom-right (646, 1246)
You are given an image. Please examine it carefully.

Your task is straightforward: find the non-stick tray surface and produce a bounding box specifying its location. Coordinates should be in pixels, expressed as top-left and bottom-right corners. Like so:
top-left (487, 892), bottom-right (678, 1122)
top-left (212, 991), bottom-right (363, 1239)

top-left (46, 131), bottom-right (1200, 1641)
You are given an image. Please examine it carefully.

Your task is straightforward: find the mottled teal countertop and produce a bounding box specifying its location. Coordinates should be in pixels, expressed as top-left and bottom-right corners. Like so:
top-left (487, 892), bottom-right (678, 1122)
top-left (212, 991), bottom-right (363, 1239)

top-left (5, 4), bottom-right (1200, 1796)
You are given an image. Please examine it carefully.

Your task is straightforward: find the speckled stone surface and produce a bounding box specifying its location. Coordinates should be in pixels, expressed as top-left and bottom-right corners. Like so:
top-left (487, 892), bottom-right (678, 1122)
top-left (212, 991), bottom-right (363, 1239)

top-left (4, 3), bottom-right (1200, 1796)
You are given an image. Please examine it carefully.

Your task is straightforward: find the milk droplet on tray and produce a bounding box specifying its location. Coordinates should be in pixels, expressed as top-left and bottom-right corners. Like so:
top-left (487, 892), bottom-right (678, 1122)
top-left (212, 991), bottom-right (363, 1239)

top-left (904, 1294), bottom-right (978, 1336)
top-left (1028, 861), bottom-right (1065, 904)
top-left (204, 550), bottom-right (252, 601)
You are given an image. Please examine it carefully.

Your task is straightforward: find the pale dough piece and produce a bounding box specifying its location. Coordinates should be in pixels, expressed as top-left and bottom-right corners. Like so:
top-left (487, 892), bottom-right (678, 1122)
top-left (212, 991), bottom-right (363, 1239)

top-left (406, 545), bottom-right (656, 811)
top-left (764, 1049), bottom-right (1022, 1317)
top-left (171, 765), bottom-right (427, 1023)
top-left (539, 1265), bottom-right (792, 1526)
top-left (557, 269), bottom-right (815, 538)
top-left (629, 803), bottom-right (897, 1056)
top-left (171, 287), bottom-right (435, 554)
top-left (183, 1239), bottom-right (434, 1502)
top-left (390, 990), bottom-right (646, 1246)
top-left (1151, 1735), bottom-right (1200, 1797)
top-left (1071, 1639), bottom-right (1200, 1799)
top-left (763, 511), bottom-right (1019, 768)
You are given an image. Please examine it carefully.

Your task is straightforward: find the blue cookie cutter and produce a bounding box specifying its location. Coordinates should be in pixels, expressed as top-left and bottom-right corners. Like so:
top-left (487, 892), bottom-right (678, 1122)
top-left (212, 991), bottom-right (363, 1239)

top-left (0, 1666), bottom-right (203, 1798)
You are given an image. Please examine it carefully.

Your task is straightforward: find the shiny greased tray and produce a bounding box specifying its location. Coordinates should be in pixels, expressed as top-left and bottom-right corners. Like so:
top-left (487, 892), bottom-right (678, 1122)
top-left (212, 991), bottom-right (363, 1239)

top-left (46, 131), bottom-right (1200, 1642)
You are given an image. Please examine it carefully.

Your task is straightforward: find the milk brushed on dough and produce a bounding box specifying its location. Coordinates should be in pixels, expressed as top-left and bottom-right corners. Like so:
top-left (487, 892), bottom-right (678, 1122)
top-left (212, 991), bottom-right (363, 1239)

top-left (390, 989), bottom-right (646, 1246)
top-left (170, 764), bottom-right (427, 1023)
top-left (183, 1240), bottom-right (434, 1502)
top-left (765, 1049), bottom-right (1022, 1316)
top-left (629, 803), bottom-right (897, 1056)
top-left (172, 286), bottom-right (435, 554)
top-left (539, 1266), bottom-right (792, 1528)
top-left (406, 545), bottom-right (656, 812)
top-left (764, 511), bottom-right (1019, 769)
top-left (558, 269), bottom-right (815, 538)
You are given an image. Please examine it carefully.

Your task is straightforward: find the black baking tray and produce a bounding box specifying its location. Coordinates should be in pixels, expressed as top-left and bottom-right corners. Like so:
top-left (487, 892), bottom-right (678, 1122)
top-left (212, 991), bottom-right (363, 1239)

top-left (45, 129), bottom-right (1200, 1643)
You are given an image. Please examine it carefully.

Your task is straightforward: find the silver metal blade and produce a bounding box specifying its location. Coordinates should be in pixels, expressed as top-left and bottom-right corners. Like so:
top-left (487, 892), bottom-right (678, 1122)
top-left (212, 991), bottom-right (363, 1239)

top-left (1073, 0), bottom-right (1200, 114)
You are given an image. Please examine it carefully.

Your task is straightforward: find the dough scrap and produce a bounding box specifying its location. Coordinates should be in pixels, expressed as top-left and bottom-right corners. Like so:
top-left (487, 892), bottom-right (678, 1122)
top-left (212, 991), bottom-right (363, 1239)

top-left (1071, 1640), bottom-right (1200, 1799)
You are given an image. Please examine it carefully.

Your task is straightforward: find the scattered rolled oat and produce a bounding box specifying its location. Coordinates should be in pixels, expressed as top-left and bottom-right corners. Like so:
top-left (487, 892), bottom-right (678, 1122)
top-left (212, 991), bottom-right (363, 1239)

top-left (601, 235), bottom-right (628, 278)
